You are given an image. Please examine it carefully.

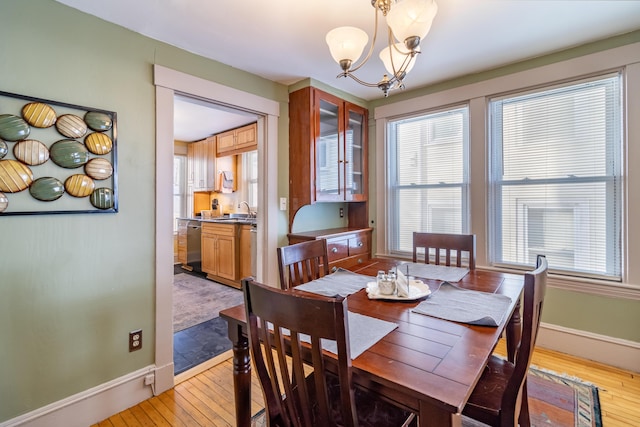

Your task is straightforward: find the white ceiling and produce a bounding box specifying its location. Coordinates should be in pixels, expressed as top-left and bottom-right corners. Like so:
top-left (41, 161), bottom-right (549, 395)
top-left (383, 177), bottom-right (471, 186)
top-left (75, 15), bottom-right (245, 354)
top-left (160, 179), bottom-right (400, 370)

top-left (55, 0), bottom-right (640, 141)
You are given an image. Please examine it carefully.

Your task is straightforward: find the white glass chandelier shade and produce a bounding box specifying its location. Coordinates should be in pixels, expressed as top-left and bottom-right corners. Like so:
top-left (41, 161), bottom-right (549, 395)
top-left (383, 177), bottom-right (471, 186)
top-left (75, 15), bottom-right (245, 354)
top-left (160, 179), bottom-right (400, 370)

top-left (379, 43), bottom-right (418, 76)
top-left (326, 26), bottom-right (369, 63)
top-left (386, 0), bottom-right (438, 44)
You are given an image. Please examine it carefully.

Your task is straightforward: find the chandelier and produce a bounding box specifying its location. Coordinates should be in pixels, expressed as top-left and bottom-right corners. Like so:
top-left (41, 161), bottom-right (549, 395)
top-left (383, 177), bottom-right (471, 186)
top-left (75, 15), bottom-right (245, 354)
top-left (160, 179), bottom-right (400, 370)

top-left (325, 0), bottom-right (438, 97)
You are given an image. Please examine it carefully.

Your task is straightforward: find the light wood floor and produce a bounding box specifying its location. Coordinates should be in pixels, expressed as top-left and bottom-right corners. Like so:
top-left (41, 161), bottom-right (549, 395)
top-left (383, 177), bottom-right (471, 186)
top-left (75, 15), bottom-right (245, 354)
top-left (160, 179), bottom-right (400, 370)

top-left (93, 341), bottom-right (639, 427)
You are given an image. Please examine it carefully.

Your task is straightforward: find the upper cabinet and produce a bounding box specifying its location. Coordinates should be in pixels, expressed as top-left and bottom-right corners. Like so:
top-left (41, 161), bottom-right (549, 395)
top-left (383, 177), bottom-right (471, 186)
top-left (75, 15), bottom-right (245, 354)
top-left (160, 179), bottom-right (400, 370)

top-left (216, 122), bottom-right (257, 156)
top-left (289, 87), bottom-right (368, 226)
top-left (188, 136), bottom-right (216, 191)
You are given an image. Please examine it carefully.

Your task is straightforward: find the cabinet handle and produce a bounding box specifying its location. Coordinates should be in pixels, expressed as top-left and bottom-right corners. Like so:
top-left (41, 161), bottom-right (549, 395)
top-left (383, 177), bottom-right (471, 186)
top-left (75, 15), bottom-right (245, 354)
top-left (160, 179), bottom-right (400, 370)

top-left (331, 248), bottom-right (338, 253)
top-left (357, 258), bottom-right (363, 264)
top-left (331, 266), bottom-right (338, 273)
top-left (357, 242), bottom-right (363, 247)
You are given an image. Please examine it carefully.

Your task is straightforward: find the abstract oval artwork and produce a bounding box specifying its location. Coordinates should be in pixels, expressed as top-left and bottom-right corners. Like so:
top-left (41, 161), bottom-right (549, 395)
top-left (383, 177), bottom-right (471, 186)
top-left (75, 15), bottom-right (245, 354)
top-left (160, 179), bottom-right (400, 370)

top-left (13, 139), bottom-right (50, 166)
top-left (29, 177), bottom-right (65, 201)
top-left (84, 111), bottom-right (112, 132)
top-left (21, 102), bottom-right (57, 128)
top-left (84, 157), bottom-right (113, 180)
top-left (90, 187), bottom-right (114, 209)
top-left (0, 191), bottom-right (8, 212)
top-left (50, 139), bottom-right (90, 168)
top-left (0, 159), bottom-right (33, 192)
top-left (0, 140), bottom-right (7, 159)
top-left (84, 132), bottom-right (113, 155)
top-left (64, 174), bottom-right (95, 198)
top-left (55, 114), bottom-right (87, 139)
top-left (0, 114), bottom-right (30, 141)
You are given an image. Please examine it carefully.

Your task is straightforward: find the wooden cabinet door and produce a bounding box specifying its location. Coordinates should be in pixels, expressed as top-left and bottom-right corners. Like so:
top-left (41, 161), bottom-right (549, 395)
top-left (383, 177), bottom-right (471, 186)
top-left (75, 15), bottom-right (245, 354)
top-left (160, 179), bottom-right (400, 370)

top-left (216, 234), bottom-right (236, 280)
top-left (201, 233), bottom-right (217, 275)
top-left (235, 123), bottom-right (257, 150)
top-left (344, 103), bottom-right (367, 201)
top-left (239, 225), bottom-right (253, 279)
top-left (315, 91), bottom-right (344, 202)
top-left (177, 220), bottom-right (188, 264)
top-left (216, 130), bottom-right (236, 155)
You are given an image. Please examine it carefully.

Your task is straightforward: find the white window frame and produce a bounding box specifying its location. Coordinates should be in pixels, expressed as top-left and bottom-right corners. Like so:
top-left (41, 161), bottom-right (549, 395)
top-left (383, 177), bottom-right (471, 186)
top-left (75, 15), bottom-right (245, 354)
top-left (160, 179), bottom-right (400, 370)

top-left (374, 41), bottom-right (640, 298)
top-left (385, 105), bottom-right (470, 258)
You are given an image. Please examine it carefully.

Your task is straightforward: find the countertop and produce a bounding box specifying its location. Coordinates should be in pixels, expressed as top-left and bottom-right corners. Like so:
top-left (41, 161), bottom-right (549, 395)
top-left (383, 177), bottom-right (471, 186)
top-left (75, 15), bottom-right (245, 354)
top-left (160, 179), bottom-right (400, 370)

top-left (178, 216), bottom-right (257, 225)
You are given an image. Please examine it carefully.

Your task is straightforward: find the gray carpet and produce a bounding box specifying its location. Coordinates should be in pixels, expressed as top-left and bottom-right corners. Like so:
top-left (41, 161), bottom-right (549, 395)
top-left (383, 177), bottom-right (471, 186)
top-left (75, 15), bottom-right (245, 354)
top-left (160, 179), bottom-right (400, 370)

top-left (173, 272), bottom-right (244, 332)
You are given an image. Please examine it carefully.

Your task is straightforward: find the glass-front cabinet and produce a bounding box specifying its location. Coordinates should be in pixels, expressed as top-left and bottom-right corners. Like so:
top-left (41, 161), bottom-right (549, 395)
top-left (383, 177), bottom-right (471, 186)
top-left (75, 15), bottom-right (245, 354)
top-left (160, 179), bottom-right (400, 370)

top-left (315, 90), bottom-right (367, 202)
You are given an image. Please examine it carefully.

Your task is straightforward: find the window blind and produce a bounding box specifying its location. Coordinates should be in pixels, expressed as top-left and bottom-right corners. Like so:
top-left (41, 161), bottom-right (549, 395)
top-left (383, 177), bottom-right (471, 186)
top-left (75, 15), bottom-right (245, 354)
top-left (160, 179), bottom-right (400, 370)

top-left (489, 74), bottom-right (622, 279)
top-left (388, 106), bottom-right (469, 255)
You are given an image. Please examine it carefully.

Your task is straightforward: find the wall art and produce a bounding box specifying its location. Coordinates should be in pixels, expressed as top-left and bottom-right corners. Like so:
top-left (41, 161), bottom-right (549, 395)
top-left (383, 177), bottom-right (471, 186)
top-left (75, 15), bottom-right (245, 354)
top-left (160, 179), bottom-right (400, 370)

top-left (0, 90), bottom-right (117, 215)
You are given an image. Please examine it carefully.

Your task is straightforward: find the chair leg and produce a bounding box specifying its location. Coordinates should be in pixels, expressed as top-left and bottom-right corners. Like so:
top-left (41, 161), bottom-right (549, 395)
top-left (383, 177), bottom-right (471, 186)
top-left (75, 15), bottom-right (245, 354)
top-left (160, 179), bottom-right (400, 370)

top-left (518, 379), bottom-right (531, 427)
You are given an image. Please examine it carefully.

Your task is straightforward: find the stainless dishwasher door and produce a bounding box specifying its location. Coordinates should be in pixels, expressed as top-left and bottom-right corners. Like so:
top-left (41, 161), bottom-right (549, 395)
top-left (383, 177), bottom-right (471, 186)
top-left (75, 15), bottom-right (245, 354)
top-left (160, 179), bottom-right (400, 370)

top-left (186, 220), bottom-right (202, 271)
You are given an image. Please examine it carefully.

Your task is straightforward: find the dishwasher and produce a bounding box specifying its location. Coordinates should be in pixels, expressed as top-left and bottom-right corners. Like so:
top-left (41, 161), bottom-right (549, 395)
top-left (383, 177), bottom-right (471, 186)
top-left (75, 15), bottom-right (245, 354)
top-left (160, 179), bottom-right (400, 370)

top-left (186, 220), bottom-right (202, 272)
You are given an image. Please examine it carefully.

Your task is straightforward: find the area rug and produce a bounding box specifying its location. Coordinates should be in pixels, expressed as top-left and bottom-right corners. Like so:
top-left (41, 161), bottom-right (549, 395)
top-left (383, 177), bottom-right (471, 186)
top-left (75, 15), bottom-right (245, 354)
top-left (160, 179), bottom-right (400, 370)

top-left (173, 272), bottom-right (244, 332)
top-left (250, 366), bottom-right (602, 427)
top-left (173, 316), bottom-right (232, 374)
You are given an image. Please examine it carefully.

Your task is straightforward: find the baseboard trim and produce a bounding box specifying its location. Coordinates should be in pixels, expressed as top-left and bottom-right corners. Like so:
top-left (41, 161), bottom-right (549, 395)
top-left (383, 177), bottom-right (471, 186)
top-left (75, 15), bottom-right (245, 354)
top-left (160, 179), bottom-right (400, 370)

top-left (538, 322), bottom-right (640, 372)
top-left (0, 365), bottom-right (156, 427)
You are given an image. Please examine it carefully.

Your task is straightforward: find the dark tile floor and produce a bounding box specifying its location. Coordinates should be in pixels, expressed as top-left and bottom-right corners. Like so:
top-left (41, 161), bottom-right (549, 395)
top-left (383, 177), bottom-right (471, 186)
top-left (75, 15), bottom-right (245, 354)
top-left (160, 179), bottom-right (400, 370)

top-left (173, 317), bottom-right (232, 374)
top-left (173, 265), bottom-right (232, 375)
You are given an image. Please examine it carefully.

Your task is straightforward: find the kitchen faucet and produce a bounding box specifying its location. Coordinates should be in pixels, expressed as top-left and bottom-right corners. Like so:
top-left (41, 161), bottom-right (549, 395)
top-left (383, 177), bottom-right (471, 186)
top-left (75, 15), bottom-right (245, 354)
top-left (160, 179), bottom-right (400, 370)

top-left (240, 201), bottom-right (254, 218)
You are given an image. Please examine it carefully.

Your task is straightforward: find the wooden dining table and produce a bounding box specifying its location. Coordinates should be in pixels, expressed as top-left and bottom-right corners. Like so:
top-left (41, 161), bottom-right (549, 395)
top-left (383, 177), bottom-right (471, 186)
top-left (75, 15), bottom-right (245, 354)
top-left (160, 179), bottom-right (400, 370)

top-left (220, 258), bottom-right (524, 427)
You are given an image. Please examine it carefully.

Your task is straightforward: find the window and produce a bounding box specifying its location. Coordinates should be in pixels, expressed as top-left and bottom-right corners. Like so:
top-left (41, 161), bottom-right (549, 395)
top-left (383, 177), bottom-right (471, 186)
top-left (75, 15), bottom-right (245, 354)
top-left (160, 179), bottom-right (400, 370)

top-left (489, 74), bottom-right (622, 279)
top-left (242, 150), bottom-right (258, 209)
top-left (173, 154), bottom-right (187, 232)
top-left (387, 106), bottom-right (470, 255)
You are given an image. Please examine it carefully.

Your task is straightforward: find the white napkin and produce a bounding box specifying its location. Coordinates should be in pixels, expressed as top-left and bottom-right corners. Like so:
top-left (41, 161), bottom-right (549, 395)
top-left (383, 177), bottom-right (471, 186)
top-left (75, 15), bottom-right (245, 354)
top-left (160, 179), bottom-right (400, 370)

top-left (396, 268), bottom-right (409, 298)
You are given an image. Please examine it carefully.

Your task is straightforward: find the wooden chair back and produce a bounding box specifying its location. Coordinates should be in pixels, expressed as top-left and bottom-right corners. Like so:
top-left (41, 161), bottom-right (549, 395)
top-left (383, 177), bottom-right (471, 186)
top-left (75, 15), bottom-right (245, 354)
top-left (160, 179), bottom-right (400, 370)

top-left (242, 278), bottom-right (358, 427)
top-left (412, 232), bottom-right (476, 269)
top-left (504, 255), bottom-right (548, 422)
top-left (463, 255), bottom-right (548, 426)
top-left (277, 239), bottom-right (330, 289)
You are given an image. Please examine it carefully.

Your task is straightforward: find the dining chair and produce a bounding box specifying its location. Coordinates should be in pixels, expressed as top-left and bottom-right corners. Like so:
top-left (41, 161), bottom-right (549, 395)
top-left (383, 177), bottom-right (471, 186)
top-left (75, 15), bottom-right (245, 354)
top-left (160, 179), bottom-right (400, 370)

top-left (461, 255), bottom-right (548, 427)
top-left (277, 239), bottom-right (330, 289)
top-left (242, 278), bottom-right (416, 427)
top-left (412, 232), bottom-right (476, 269)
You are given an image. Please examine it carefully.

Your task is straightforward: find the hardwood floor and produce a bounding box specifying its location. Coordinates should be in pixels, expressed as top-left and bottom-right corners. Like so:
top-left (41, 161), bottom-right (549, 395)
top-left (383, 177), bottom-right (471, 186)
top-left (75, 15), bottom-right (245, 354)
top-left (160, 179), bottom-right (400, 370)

top-left (93, 341), bottom-right (639, 426)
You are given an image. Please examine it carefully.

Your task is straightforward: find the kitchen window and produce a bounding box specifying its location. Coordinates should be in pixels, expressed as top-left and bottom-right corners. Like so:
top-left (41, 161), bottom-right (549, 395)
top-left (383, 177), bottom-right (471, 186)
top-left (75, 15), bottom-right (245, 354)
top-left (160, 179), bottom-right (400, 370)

top-left (489, 73), bottom-right (622, 279)
top-left (386, 106), bottom-right (470, 256)
top-left (173, 154), bottom-right (187, 232)
top-left (242, 150), bottom-right (258, 209)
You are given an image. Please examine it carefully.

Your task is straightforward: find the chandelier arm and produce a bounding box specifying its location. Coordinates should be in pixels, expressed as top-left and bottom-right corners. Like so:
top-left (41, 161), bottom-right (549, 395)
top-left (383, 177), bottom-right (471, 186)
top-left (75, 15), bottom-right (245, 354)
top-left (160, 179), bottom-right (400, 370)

top-left (344, 72), bottom-right (382, 88)
top-left (347, 6), bottom-right (381, 74)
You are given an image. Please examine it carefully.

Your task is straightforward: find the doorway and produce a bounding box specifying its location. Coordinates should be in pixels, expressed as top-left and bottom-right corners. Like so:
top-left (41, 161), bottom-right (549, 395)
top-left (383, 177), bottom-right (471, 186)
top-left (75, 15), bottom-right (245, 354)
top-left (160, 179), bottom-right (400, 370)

top-left (154, 65), bottom-right (280, 393)
top-left (172, 95), bottom-right (258, 376)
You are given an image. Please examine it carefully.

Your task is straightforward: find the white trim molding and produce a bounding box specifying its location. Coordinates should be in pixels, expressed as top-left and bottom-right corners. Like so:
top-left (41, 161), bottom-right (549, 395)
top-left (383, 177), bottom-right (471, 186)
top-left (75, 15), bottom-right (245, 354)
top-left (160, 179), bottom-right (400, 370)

top-left (0, 366), bottom-right (156, 427)
top-left (537, 323), bottom-right (640, 373)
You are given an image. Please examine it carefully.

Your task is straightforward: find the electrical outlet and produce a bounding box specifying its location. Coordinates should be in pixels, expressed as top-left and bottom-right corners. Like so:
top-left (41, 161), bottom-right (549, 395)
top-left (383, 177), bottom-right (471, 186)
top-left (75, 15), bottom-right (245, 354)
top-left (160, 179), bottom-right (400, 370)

top-left (129, 329), bottom-right (142, 352)
top-left (279, 197), bottom-right (287, 211)
top-left (339, 207), bottom-right (344, 218)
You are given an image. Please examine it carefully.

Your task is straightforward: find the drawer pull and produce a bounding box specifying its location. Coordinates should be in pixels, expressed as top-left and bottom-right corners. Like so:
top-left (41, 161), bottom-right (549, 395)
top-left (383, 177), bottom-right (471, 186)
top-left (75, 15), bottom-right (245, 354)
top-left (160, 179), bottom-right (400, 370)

top-left (331, 248), bottom-right (338, 253)
top-left (331, 266), bottom-right (338, 273)
top-left (357, 242), bottom-right (363, 247)
top-left (357, 258), bottom-right (363, 263)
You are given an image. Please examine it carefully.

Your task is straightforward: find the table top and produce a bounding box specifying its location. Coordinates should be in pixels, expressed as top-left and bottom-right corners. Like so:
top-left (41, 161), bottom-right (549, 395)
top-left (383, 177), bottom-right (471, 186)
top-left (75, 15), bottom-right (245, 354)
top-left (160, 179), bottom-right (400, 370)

top-left (220, 258), bottom-right (524, 415)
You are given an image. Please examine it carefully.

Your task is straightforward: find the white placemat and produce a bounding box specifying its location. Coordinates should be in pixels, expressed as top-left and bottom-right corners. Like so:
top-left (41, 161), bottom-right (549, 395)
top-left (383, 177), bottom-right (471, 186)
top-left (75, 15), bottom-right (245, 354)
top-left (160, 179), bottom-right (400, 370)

top-left (399, 262), bottom-right (470, 282)
top-left (278, 312), bottom-right (397, 359)
top-left (412, 282), bottom-right (512, 327)
top-left (294, 268), bottom-right (371, 297)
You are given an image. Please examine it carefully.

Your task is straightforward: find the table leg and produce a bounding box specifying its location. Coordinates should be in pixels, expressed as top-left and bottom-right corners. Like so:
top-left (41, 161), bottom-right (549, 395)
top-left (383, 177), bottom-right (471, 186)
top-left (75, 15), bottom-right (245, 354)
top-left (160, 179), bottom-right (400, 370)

top-left (228, 322), bottom-right (252, 427)
top-left (418, 401), bottom-right (462, 427)
top-left (506, 298), bottom-right (522, 363)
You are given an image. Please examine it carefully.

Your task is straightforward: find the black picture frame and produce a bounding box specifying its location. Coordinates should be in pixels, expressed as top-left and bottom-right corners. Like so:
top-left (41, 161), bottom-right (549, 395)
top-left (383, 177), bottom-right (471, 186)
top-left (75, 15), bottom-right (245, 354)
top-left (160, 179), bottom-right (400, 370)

top-left (0, 90), bottom-right (118, 215)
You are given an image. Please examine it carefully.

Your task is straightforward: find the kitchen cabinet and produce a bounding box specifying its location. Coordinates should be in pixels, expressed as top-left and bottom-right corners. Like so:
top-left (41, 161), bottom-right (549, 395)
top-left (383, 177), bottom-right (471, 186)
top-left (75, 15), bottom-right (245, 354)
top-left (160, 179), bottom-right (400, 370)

top-left (288, 227), bottom-right (372, 271)
top-left (177, 219), bottom-right (188, 265)
top-left (239, 224), bottom-right (254, 279)
top-left (202, 222), bottom-right (239, 288)
top-left (216, 122), bottom-right (257, 156)
top-left (188, 136), bottom-right (216, 191)
top-left (289, 87), bottom-right (368, 229)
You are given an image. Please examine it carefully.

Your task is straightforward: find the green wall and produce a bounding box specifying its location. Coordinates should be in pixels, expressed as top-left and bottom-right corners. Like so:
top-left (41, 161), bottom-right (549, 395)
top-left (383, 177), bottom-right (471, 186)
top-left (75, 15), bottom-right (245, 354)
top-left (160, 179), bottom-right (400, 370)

top-left (0, 0), bottom-right (288, 421)
top-left (1, 0), bottom-right (638, 423)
